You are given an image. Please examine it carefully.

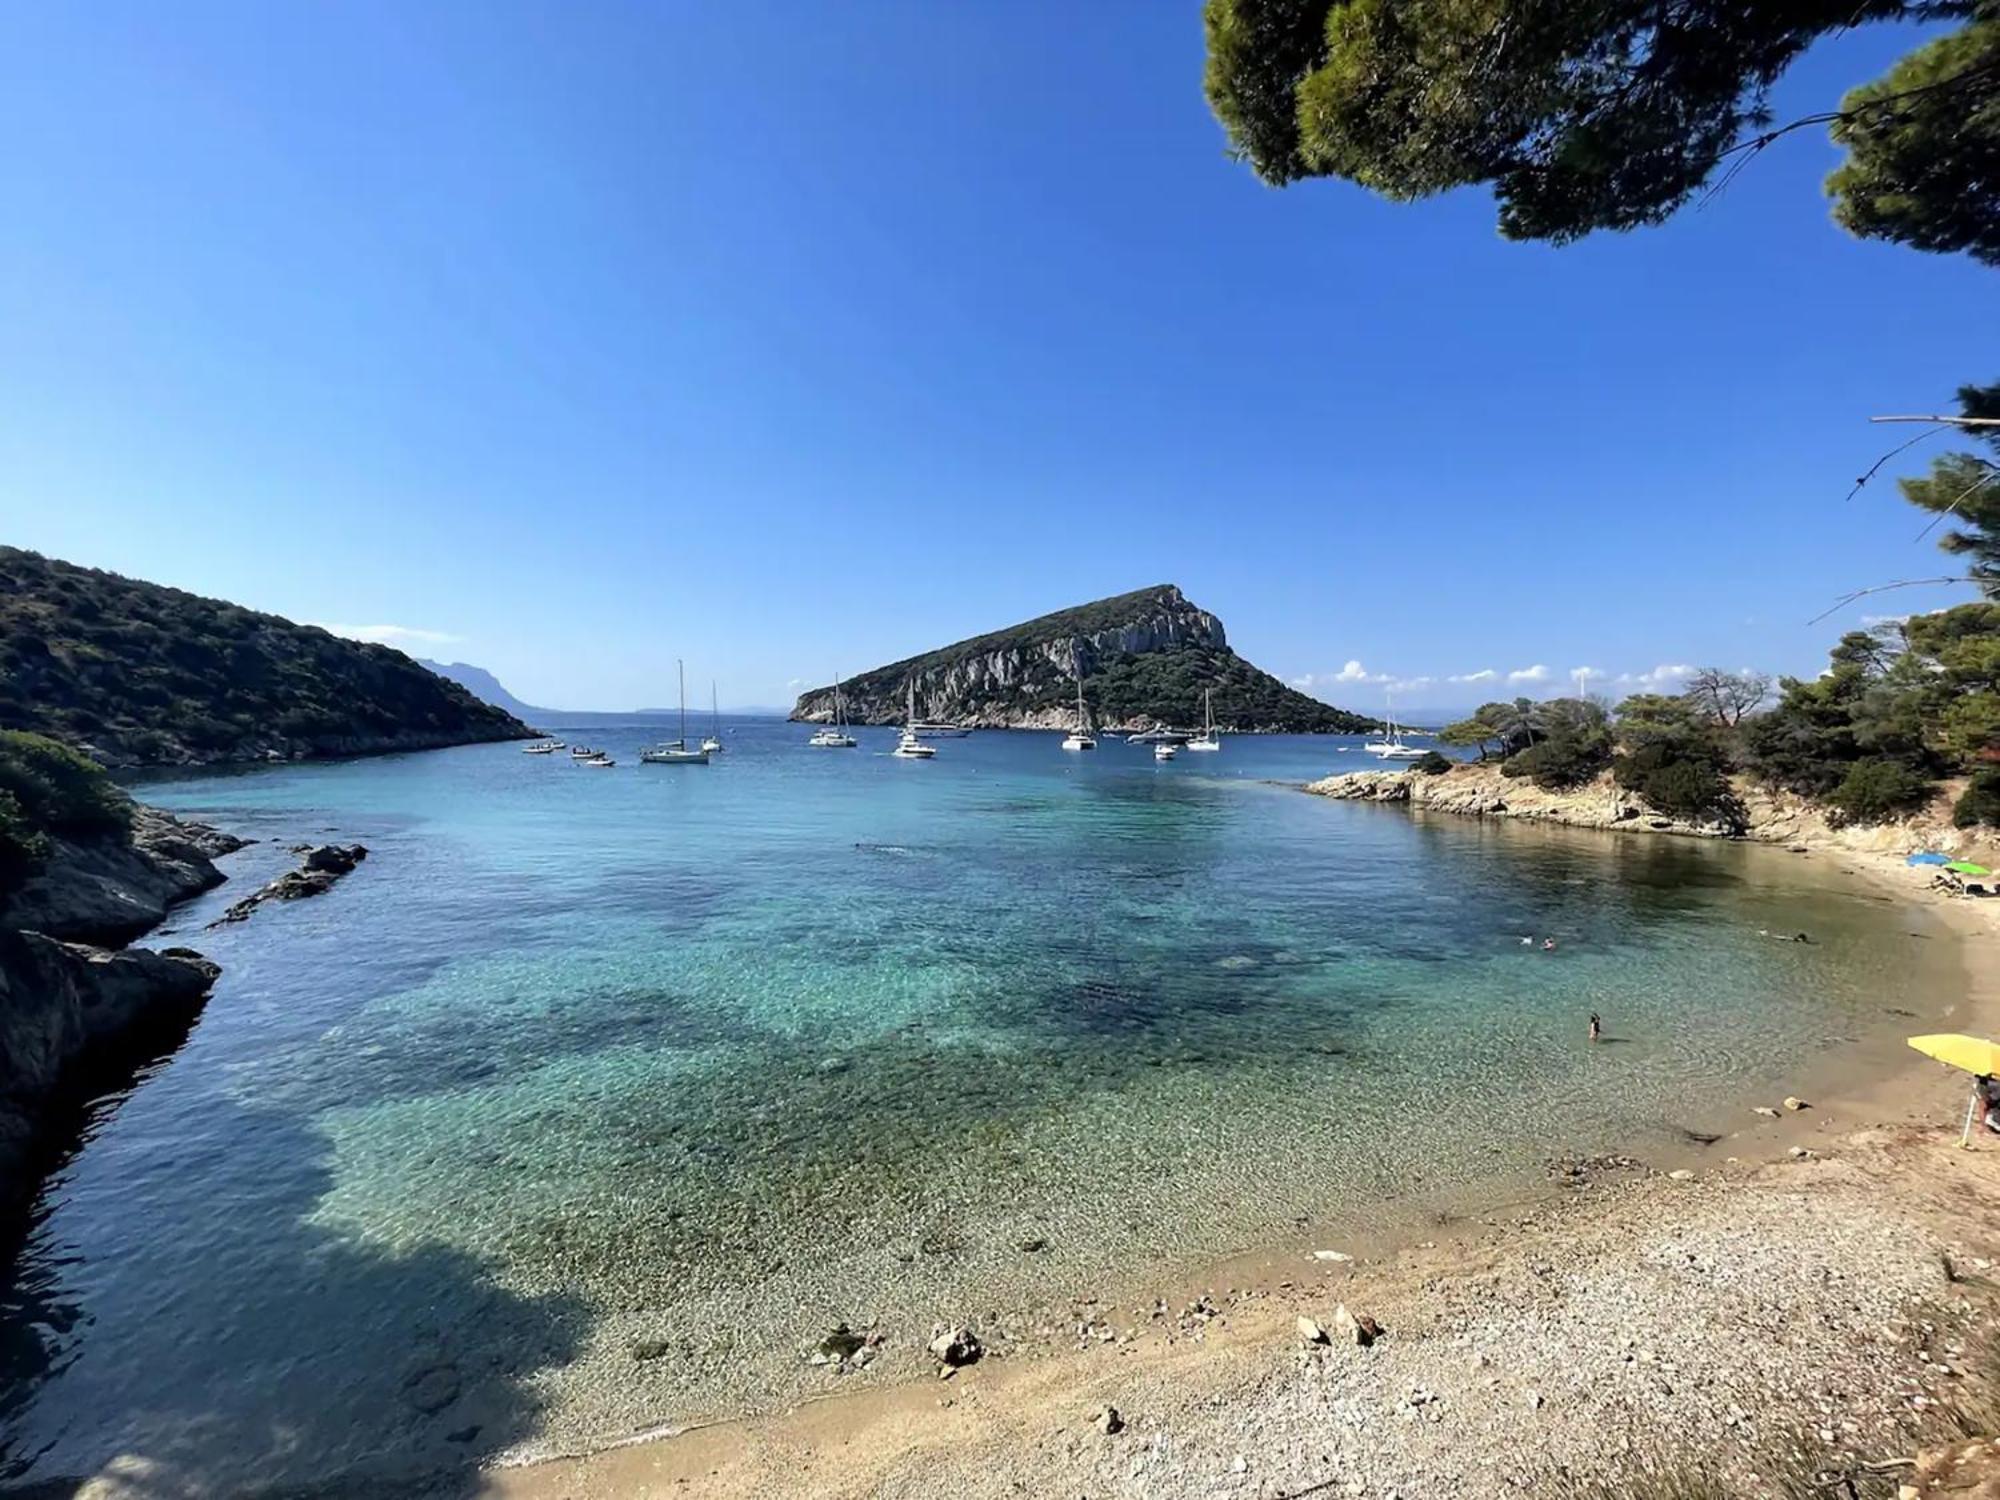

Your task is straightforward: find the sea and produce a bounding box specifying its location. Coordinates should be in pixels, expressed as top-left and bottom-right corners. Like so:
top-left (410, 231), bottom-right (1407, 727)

top-left (0, 720), bottom-right (1956, 1491)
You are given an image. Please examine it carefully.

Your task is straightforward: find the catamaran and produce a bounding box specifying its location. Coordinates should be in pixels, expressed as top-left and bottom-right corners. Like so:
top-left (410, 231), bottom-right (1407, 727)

top-left (1367, 694), bottom-right (1427, 759)
top-left (809, 670), bottom-right (859, 748)
top-left (1060, 669), bottom-right (1095, 751)
top-left (893, 680), bottom-right (936, 758)
top-left (701, 682), bottom-right (723, 754)
top-left (1185, 689), bottom-right (1220, 752)
top-left (641, 660), bottom-right (710, 764)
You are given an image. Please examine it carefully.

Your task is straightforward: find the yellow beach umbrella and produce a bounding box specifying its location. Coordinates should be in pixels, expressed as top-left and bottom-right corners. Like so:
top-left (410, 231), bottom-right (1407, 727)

top-left (1908, 1034), bottom-right (2000, 1145)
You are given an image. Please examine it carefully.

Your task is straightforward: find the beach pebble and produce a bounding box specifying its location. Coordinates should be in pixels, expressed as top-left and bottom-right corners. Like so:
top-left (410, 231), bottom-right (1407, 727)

top-left (1668, 1170), bottom-right (1696, 1182)
top-left (1093, 1404), bottom-right (1123, 1435)
top-left (1789, 1146), bottom-right (1816, 1160)
top-left (1754, 1106), bottom-right (1780, 1119)
top-left (1332, 1303), bottom-right (1379, 1347)
top-left (1312, 1249), bottom-right (1353, 1263)
top-left (1785, 1096), bottom-right (1808, 1112)
top-left (631, 1338), bottom-right (672, 1362)
top-left (1298, 1316), bottom-right (1329, 1345)
top-left (928, 1325), bottom-right (983, 1367)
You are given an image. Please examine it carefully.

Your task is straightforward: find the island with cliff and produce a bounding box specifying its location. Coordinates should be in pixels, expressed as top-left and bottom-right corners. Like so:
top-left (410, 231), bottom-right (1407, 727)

top-left (789, 584), bottom-right (1378, 733)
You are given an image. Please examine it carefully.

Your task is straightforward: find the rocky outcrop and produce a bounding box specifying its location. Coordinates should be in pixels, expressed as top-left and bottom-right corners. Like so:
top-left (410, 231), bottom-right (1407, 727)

top-left (1304, 761), bottom-right (2000, 864)
top-left (0, 931), bottom-right (219, 1207)
top-left (6, 806), bottom-right (245, 946)
top-left (0, 806), bottom-right (237, 1237)
top-left (210, 843), bottom-right (366, 926)
top-left (791, 585), bottom-right (1377, 734)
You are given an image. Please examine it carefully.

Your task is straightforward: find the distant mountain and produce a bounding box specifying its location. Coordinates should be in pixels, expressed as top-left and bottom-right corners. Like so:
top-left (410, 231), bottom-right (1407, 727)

top-left (416, 661), bottom-right (785, 722)
top-left (0, 548), bottom-right (534, 767)
top-left (416, 660), bottom-right (544, 721)
top-left (790, 585), bottom-right (1380, 734)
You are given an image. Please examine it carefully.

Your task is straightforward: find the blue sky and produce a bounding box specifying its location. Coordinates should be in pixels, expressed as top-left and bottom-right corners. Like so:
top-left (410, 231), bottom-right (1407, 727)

top-left (0, 2), bottom-right (1990, 712)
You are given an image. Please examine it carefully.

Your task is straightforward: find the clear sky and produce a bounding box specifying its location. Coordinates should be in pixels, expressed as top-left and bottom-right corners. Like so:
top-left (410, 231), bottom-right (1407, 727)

top-left (0, 2), bottom-right (1990, 713)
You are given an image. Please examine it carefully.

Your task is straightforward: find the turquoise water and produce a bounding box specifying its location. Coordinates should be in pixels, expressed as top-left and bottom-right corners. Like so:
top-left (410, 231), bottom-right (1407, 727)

top-left (0, 723), bottom-right (1951, 1491)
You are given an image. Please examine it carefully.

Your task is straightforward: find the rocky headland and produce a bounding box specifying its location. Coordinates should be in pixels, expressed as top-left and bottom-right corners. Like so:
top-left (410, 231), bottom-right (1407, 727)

top-left (0, 804), bottom-right (242, 1237)
top-left (0, 545), bottom-right (537, 767)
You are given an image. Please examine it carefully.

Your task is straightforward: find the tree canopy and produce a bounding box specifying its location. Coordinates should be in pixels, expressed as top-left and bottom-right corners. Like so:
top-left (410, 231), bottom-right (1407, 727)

top-left (1203, 0), bottom-right (1997, 257)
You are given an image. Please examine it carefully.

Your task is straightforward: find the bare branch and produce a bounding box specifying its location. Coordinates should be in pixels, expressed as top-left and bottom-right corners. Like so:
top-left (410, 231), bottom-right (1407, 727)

top-left (1873, 415), bottom-right (2000, 428)
top-left (1808, 577), bottom-right (1972, 626)
top-left (1914, 466), bottom-right (2000, 541)
top-left (1845, 424), bottom-right (1949, 502)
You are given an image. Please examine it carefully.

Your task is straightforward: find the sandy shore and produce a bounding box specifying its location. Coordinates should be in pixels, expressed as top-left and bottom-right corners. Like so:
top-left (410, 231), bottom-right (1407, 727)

top-left (476, 824), bottom-right (2000, 1500)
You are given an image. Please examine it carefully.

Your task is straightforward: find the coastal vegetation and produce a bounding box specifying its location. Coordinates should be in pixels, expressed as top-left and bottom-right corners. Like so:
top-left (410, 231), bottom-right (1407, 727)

top-left (0, 732), bottom-right (130, 901)
top-left (1203, 0), bottom-right (1998, 262)
top-left (0, 547), bottom-right (532, 767)
top-left (790, 584), bottom-right (1379, 732)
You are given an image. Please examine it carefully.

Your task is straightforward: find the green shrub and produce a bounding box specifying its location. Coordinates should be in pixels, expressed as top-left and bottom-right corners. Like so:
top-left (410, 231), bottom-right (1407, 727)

top-left (0, 788), bottom-right (50, 895)
top-left (0, 730), bottom-right (130, 837)
top-left (1825, 757), bottom-right (1936, 826)
top-left (1612, 738), bottom-right (1745, 829)
top-left (1415, 750), bottom-right (1452, 775)
top-left (1955, 767), bottom-right (2000, 827)
top-left (1501, 734), bottom-right (1609, 790)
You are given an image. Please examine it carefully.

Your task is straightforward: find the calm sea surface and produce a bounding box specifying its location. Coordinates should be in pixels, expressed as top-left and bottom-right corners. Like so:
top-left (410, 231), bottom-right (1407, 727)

top-left (0, 721), bottom-right (1954, 1489)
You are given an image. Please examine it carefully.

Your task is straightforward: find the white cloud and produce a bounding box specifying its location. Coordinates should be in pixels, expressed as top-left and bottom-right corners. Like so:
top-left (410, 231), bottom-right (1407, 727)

top-left (786, 677), bottom-right (808, 688)
top-left (1294, 663), bottom-right (1434, 696)
top-left (1617, 663), bottom-right (1696, 691)
top-left (312, 622), bottom-right (461, 647)
top-left (1506, 664), bottom-right (1551, 684)
top-left (1570, 666), bottom-right (1610, 683)
top-left (1450, 668), bottom-right (1498, 685)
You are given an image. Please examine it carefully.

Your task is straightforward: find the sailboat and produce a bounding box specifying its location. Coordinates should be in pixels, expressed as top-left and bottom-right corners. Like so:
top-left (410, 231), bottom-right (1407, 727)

top-left (893, 679), bottom-right (936, 758)
top-left (1367, 693), bottom-right (1427, 760)
top-left (1185, 689), bottom-right (1221, 752)
top-left (1060, 666), bottom-right (1095, 751)
top-left (809, 671), bottom-right (859, 748)
top-left (701, 682), bottom-right (723, 754)
top-left (641, 660), bottom-right (710, 764)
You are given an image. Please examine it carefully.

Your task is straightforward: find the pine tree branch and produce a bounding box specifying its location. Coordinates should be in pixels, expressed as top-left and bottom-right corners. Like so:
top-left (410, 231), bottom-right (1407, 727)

top-left (1809, 577), bottom-right (1974, 625)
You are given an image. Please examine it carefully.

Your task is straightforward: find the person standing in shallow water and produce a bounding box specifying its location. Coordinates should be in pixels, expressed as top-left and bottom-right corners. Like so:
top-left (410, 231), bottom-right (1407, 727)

top-left (1588, 1013), bottom-right (1602, 1043)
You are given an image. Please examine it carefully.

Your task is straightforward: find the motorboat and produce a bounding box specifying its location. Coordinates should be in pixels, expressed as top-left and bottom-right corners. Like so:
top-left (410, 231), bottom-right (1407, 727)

top-left (1153, 742), bottom-right (1178, 761)
top-left (523, 741), bottom-right (560, 755)
top-left (582, 754), bottom-right (616, 768)
top-left (1185, 689), bottom-right (1220, 753)
top-left (641, 660), bottom-right (711, 765)
top-left (911, 723), bottom-right (970, 738)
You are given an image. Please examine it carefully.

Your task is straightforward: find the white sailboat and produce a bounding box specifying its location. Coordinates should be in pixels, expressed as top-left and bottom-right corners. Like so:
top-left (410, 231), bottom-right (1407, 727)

top-left (809, 670), bottom-right (859, 748)
top-left (1185, 689), bottom-right (1220, 752)
top-left (701, 682), bottom-right (723, 754)
top-left (893, 679), bottom-right (936, 758)
top-left (1367, 693), bottom-right (1427, 760)
top-left (1060, 667), bottom-right (1095, 751)
top-left (641, 660), bottom-right (710, 764)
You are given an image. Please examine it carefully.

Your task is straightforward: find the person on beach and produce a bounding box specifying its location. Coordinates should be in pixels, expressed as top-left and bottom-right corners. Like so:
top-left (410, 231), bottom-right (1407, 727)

top-left (1981, 1075), bottom-right (2000, 1134)
top-left (1588, 1013), bottom-right (1601, 1043)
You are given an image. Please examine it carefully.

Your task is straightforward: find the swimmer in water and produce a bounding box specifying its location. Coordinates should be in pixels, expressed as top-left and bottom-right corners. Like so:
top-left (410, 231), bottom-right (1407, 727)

top-left (1588, 1013), bottom-right (1602, 1043)
top-left (1542, 937), bottom-right (1558, 952)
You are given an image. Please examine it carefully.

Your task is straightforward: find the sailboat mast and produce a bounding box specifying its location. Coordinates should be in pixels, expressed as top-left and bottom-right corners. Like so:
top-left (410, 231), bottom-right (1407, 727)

top-left (679, 659), bottom-right (687, 745)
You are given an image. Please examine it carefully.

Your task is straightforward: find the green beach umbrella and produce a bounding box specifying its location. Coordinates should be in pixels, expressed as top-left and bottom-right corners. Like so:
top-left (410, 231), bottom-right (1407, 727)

top-left (1947, 861), bottom-right (1991, 876)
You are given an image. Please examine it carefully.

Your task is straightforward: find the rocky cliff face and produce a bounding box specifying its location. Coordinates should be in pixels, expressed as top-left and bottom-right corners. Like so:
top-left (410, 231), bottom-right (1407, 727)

top-left (791, 585), bottom-right (1376, 733)
top-left (0, 807), bottom-right (237, 1236)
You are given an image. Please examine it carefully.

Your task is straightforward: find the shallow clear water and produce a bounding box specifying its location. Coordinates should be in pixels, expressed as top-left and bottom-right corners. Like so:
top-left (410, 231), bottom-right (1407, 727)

top-left (0, 723), bottom-right (1953, 1489)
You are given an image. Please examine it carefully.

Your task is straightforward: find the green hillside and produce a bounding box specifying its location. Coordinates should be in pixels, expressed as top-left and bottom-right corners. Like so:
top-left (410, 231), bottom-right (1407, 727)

top-left (0, 547), bottom-right (533, 766)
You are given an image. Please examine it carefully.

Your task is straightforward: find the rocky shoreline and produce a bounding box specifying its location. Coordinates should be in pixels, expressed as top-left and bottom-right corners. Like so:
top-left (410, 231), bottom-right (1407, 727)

top-left (1302, 760), bottom-right (2000, 866)
top-left (0, 806), bottom-right (243, 1241)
